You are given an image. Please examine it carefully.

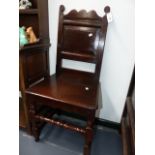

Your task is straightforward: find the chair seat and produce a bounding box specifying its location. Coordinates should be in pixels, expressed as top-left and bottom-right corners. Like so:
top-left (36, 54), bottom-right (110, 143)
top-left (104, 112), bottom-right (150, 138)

top-left (26, 69), bottom-right (99, 110)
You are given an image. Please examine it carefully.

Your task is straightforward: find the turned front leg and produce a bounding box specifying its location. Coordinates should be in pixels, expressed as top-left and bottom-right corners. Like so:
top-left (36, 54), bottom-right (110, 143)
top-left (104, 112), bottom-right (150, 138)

top-left (84, 127), bottom-right (93, 155)
top-left (29, 103), bottom-right (40, 142)
top-left (32, 121), bottom-right (40, 142)
top-left (83, 112), bottom-right (95, 155)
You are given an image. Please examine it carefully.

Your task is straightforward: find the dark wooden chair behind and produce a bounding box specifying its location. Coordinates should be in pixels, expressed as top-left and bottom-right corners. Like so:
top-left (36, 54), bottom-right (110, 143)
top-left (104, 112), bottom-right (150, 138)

top-left (26, 5), bottom-right (110, 155)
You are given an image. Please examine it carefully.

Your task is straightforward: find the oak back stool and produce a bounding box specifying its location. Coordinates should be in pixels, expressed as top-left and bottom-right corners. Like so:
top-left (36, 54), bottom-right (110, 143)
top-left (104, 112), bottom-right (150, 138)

top-left (26, 5), bottom-right (110, 155)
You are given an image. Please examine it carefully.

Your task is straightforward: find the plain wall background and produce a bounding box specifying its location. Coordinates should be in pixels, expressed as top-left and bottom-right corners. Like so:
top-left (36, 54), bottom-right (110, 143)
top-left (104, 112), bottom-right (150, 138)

top-left (48, 0), bottom-right (135, 123)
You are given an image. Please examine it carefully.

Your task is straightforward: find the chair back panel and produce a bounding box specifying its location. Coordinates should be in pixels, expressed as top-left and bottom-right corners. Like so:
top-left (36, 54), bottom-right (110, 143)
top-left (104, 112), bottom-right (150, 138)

top-left (56, 5), bottom-right (110, 80)
top-left (62, 25), bottom-right (100, 53)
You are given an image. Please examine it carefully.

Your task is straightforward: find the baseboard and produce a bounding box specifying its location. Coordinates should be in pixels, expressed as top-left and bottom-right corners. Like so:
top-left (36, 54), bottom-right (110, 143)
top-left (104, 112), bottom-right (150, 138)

top-left (95, 117), bottom-right (121, 131)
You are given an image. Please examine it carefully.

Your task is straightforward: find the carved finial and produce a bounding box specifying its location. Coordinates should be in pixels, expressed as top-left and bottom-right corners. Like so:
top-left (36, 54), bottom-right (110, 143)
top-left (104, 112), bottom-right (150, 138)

top-left (104, 6), bottom-right (110, 14)
top-left (60, 5), bottom-right (65, 12)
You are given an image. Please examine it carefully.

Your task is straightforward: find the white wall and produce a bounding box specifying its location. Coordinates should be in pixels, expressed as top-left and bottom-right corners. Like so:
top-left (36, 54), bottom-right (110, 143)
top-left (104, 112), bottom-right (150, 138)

top-left (48, 0), bottom-right (135, 123)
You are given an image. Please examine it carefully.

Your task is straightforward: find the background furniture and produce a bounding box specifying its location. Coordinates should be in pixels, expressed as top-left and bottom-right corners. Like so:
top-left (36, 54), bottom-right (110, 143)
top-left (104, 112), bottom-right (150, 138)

top-left (19, 0), bottom-right (50, 132)
top-left (26, 5), bottom-right (110, 155)
top-left (121, 67), bottom-right (135, 155)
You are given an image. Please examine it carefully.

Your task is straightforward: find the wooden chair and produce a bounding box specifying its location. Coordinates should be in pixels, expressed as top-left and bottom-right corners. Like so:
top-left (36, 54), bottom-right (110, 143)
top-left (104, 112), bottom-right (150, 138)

top-left (26, 5), bottom-right (110, 155)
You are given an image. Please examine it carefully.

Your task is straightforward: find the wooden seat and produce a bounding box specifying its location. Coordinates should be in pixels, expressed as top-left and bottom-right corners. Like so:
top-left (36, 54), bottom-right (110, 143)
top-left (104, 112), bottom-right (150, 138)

top-left (26, 69), bottom-right (99, 111)
top-left (26, 5), bottom-right (110, 155)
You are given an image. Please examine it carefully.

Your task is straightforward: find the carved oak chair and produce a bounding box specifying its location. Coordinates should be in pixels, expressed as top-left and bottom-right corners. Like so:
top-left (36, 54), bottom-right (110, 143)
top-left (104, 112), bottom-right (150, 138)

top-left (26, 5), bottom-right (110, 155)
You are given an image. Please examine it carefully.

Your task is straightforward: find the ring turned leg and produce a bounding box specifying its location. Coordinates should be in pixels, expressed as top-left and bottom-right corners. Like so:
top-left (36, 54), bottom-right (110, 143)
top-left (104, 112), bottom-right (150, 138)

top-left (29, 103), bottom-right (40, 142)
top-left (84, 127), bottom-right (93, 155)
top-left (83, 113), bottom-right (95, 155)
top-left (32, 120), bottom-right (40, 142)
